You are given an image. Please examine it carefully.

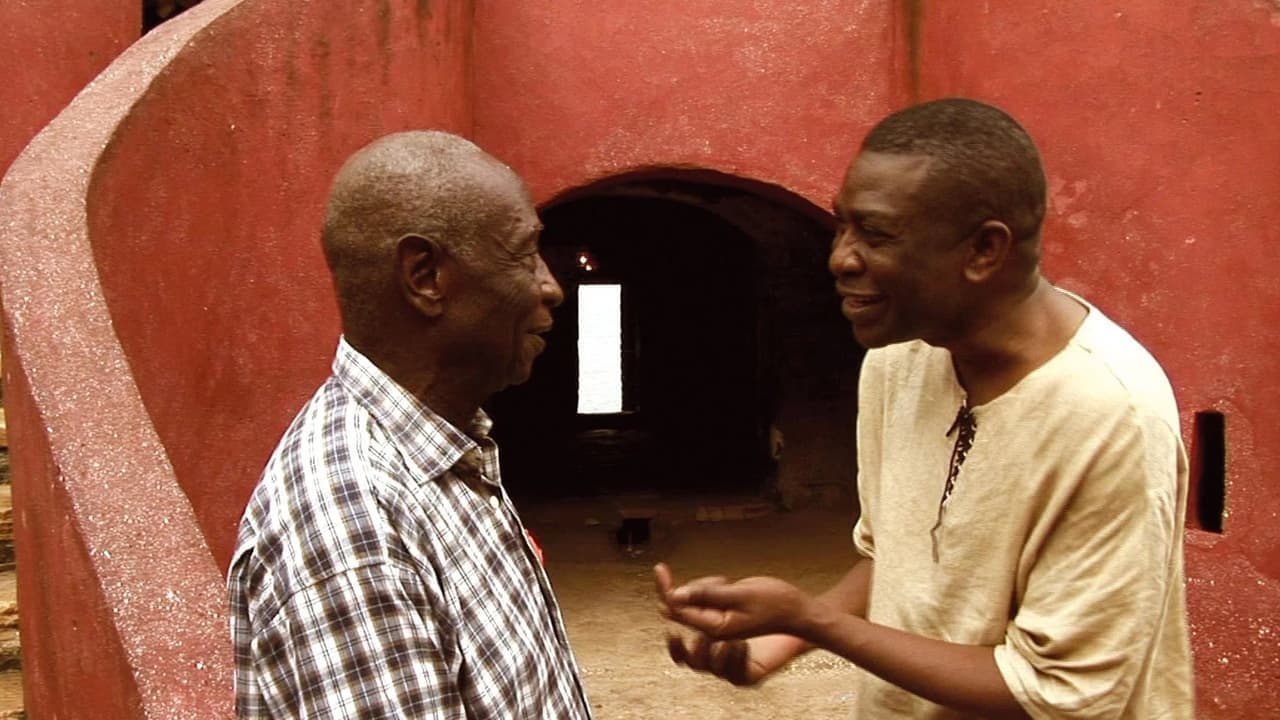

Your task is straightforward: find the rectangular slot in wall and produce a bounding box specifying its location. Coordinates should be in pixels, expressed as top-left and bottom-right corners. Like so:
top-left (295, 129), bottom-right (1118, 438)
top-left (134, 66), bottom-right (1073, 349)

top-left (1189, 410), bottom-right (1226, 533)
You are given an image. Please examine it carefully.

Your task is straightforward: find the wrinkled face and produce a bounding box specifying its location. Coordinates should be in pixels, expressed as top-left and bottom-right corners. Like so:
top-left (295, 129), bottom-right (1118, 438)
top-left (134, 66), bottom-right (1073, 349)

top-left (454, 182), bottom-right (564, 393)
top-left (829, 151), bottom-right (971, 348)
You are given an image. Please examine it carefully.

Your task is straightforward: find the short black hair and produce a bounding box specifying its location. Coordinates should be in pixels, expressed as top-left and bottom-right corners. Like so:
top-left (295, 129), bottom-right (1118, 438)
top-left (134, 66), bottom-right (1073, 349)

top-left (862, 98), bottom-right (1047, 242)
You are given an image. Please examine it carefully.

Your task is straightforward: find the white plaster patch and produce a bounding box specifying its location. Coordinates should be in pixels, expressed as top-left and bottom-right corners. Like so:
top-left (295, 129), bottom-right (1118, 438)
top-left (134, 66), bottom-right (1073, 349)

top-left (1048, 176), bottom-right (1088, 214)
top-left (1257, 0), bottom-right (1280, 24)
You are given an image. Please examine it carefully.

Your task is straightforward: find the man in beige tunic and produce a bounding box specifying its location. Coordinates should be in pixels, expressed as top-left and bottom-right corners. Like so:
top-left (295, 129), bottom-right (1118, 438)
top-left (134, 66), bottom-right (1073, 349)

top-left (656, 98), bottom-right (1194, 719)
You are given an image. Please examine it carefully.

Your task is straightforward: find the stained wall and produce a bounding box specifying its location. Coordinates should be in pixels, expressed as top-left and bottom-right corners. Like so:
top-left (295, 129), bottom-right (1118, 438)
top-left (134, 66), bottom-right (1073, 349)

top-left (476, 2), bottom-right (1280, 717)
top-left (1, 0), bottom-right (1276, 717)
top-left (0, 0), bottom-right (473, 716)
top-left (911, 3), bottom-right (1280, 717)
top-left (0, 0), bottom-right (136, 182)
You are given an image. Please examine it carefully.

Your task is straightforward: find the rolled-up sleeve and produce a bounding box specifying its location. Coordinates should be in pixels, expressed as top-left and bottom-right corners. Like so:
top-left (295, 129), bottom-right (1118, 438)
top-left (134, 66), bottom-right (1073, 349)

top-left (994, 411), bottom-right (1177, 719)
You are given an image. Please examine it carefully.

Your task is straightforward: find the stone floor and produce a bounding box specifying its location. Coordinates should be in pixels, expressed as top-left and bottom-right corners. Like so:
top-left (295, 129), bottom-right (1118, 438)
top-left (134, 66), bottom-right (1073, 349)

top-left (0, 470), bottom-right (862, 719)
top-left (521, 493), bottom-right (865, 719)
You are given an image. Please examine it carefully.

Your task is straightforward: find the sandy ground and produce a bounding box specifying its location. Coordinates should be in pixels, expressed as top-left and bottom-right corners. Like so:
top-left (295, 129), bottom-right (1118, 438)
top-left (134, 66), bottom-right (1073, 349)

top-left (521, 495), bottom-right (864, 720)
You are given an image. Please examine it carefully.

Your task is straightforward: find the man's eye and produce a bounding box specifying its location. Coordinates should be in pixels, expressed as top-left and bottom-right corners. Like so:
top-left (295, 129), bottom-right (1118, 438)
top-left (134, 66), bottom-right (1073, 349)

top-left (856, 224), bottom-right (892, 245)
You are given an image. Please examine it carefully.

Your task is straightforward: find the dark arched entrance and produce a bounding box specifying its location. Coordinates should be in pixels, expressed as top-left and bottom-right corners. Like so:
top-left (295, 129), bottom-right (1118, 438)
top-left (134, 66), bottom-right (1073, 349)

top-left (489, 171), bottom-right (863, 505)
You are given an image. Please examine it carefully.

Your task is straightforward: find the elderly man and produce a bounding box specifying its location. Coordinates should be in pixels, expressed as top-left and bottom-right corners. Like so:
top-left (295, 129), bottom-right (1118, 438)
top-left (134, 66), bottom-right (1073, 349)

top-left (228, 131), bottom-right (591, 719)
top-left (658, 99), bottom-right (1194, 719)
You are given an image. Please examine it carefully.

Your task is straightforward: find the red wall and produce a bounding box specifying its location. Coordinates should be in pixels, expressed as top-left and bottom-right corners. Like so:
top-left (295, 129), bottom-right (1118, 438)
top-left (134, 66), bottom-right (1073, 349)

top-left (0, 0), bottom-right (136, 181)
top-left (0, 0), bottom-right (473, 716)
top-left (478, 2), bottom-right (1280, 717)
top-left (1, 0), bottom-right (1276, 716)
top-left (89, 0), bottom-right (474, 569)
top-left (915, 3), bottom-right (1280, 718)
top-left (472, 0), bottom-right (899, 205)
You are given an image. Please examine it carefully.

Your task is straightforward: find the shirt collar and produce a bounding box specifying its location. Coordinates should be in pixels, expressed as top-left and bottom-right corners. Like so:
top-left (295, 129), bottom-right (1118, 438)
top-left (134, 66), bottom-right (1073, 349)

top-left (331, 336), bottom-right (491, 483)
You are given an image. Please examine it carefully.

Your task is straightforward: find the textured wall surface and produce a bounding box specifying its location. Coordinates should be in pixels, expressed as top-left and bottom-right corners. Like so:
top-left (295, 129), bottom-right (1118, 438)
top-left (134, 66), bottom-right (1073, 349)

top-left (0, 4), bottom-right (244, 715)
top-left (471, 0), bottom-right (894, 528)
top-left (1, 0), bottom-right (1275, 716)
top-left (0, 0), bottom-right (473, 716)
top-left (473, 0), bottom-right (899, 206)
top-left (913, 3), bottom-right (1280, 717)
top-left (88, 0), bottom-right (474, 569)
top-left (0, 0), bottom-right (136, 182)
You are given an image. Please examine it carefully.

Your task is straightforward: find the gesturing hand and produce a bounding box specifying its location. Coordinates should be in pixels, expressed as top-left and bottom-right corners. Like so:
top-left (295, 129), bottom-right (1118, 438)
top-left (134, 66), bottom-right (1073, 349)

top-left (655, 563), bottom-right (798, 686)
top-left (656, 562), bottom-right (814, 640)
top-left (665, 629), bottom-right (767, 686)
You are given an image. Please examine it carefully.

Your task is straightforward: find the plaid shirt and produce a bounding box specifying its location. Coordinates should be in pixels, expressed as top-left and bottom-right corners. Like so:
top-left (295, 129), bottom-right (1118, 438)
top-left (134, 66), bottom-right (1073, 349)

top-left (228, 339), bottom-right (592, 719)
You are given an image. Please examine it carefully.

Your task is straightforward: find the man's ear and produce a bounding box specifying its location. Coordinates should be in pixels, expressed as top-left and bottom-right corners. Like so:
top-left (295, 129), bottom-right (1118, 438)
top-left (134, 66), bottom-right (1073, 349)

top-left (398, 234), bottom-right (447, 317)
top-left (964, 220), bottom-right (1014, 283)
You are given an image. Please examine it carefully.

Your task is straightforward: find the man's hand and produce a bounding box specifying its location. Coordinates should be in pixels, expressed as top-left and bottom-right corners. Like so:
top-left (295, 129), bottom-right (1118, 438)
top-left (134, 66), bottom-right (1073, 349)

top-left (655, 563), bottom-right (811, 687)
top-left (665, 630), bottom-right (773, 686)
top-left (656, 563), bottom-right (815, 640)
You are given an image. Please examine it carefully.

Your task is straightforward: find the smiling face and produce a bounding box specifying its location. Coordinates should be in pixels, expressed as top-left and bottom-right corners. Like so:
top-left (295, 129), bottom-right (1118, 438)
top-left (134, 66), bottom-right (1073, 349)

top-left (829, 151), bottom-right (975, 349)
top-left (450, 177), bottom-right (564, 394)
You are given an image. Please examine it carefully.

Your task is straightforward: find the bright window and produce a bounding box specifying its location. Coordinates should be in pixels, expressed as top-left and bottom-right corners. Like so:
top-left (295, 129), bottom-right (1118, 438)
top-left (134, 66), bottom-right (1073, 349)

top-left (577, 284), bottom-right (622, 414)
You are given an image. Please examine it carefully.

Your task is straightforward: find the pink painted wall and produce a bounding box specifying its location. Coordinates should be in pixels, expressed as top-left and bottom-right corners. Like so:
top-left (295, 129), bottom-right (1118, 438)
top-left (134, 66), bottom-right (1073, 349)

top-left (89, 0), bottom-right (474, 569)
top-left (0, 0), bottom-right (136, 182)
top-left (472, 0), bottom-right (899, 206)
top-left (913, 2), bottom-right (1280, 718)
top-left (2, 0), bottom-right (1275, 716)
top-left (478, 1), bottom-right (1279, 716)
top-left (0, 0), bottom-right (473, 716)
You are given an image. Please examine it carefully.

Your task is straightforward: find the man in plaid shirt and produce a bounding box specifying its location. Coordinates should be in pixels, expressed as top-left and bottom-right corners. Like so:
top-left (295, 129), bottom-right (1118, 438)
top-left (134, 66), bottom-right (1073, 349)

top-left (228, 131), bottom-right (592, 719)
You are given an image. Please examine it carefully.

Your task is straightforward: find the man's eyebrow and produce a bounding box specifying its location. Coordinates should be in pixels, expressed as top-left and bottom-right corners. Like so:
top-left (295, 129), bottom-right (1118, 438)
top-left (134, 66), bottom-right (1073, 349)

top-left (853, 208), bottom-right (899, 223)
top-left (519, 222), bottom-right (543, 250)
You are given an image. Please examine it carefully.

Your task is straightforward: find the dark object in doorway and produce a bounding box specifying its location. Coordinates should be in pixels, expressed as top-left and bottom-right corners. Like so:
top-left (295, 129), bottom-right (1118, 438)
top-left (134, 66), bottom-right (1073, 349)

top-left (615, 517), bottom-right (651, 546)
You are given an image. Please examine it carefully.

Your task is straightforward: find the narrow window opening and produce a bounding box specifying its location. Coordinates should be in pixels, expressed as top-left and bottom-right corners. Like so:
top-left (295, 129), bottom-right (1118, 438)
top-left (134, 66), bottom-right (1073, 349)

top-left (1188, 410), bottom-right (1226, 533)
top-left (577, 284), bottom-right (622, 414)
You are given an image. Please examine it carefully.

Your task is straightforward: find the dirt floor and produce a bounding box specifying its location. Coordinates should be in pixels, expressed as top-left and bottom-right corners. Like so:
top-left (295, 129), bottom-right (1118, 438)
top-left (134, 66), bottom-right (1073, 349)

top-left (521, 494), bottom-right (865, 720)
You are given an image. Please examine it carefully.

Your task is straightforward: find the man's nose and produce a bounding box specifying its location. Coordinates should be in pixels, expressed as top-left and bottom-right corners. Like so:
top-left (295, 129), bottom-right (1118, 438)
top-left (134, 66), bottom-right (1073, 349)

top-left (828, 230), bottom-right (865, 277)
top-left (537, 255), bottom-right (565, 308)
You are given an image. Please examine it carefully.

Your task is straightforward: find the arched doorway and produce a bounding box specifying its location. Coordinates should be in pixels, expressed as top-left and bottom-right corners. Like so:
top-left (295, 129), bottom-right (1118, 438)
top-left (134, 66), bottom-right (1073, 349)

top-left (489, 170), bottom-right (863, 505)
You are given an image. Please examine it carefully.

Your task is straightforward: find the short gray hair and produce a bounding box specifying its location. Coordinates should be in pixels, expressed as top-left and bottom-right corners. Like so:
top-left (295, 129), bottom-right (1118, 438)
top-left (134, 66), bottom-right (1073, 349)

top-left (320, 130), bottom-right (525, 332)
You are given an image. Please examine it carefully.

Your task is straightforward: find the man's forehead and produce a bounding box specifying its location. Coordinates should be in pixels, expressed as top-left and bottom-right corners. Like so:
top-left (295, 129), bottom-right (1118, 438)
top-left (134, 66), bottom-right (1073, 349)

top-left (835, 152), bottom-right (935, 207)
top-left (490, 201), bottom-right (541, 248)
top-left (848, 151), bottom-right (934, 182)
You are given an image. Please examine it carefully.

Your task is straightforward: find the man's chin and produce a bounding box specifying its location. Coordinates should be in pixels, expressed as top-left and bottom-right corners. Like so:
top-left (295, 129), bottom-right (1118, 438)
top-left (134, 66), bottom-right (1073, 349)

top-left (851, 324), bottom-right (891, 349)
top-left (505, 361), bottom-right (536, 389)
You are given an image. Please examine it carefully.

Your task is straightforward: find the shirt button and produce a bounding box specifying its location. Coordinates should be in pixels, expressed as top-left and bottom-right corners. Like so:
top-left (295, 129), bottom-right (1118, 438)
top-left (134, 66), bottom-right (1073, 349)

top-left (489, 495), bottom-right (500, 510)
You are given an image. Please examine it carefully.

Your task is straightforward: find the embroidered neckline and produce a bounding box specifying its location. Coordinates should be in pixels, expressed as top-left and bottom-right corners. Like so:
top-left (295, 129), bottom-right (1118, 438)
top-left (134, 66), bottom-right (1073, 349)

top-left (931, 402), bottom-right (977, 563)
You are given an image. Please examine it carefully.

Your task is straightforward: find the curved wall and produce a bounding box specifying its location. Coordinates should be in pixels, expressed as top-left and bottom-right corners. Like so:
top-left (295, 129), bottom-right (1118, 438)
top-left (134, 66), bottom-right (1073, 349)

top-left (0, 3), bottom-right (247, 714)
top-left (913, 3), bottom-right (1280, 718)
top-left (88, 0), bottom-right (474, 569)
top-left (2, 0), bottom-right (1275, 716)
top-left (0, 0), bottom-right (473, 716)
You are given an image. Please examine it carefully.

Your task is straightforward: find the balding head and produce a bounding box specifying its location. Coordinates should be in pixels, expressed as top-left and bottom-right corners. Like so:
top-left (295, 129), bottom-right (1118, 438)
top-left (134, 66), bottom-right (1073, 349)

top-left (320, 130), bottom-right (530, 339)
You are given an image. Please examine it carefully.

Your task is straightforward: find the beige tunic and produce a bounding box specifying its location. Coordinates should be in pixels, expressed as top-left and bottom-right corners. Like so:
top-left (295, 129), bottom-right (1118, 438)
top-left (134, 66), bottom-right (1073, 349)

top-left (852, 298), bottom-right (1194, 719)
